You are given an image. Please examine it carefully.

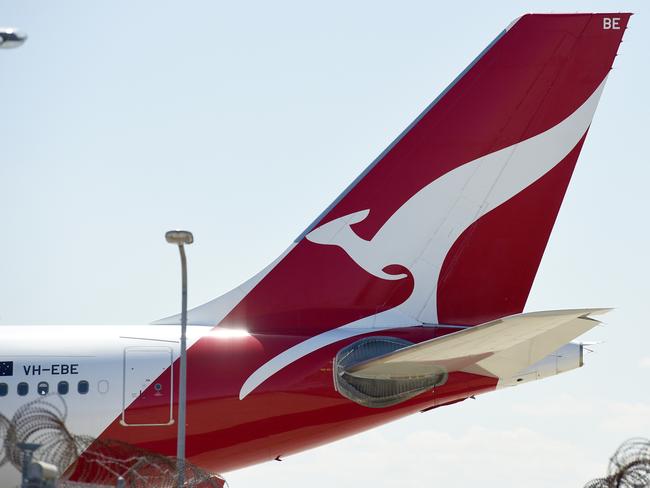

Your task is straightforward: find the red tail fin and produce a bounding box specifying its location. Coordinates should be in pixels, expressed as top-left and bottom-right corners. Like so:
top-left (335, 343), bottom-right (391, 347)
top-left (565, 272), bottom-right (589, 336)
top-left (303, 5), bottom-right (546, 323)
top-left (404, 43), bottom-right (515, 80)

top-left (159, 13), bottom-right (630, 332)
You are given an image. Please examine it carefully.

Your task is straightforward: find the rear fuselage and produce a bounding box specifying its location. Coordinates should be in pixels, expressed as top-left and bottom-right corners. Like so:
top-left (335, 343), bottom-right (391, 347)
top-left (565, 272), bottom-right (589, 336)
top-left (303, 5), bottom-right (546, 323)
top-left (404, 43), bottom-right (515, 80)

top-left (0, 324), bottom-right (496, 481)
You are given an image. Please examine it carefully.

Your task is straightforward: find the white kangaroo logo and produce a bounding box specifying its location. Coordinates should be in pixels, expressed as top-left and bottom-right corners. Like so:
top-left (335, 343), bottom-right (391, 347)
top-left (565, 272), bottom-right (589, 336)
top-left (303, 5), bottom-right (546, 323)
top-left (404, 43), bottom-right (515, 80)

top-left (239, 78), bottom-right (607, 399)
top-left (306, 78), bottom-right (606, 325)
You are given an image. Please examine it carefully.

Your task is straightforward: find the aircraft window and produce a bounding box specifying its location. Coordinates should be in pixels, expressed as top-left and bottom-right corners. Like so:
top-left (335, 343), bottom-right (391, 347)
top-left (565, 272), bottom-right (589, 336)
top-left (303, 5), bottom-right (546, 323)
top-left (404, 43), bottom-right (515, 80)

top-left (37, 381), bottom-right (49, 396)
top-left (0, 383), bottom-right (7, 396)
top-left (58, 381), bottom-right (69, 395)
top-left (78, 380), bottom-right (89, 395)
top-left (17, 382), bottom-right (29, 396)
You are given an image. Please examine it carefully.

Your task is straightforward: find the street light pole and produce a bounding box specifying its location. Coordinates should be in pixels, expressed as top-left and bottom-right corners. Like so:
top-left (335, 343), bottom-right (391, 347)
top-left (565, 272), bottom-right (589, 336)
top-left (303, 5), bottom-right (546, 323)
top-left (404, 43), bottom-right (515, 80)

top-left (165, 230), bottom-right (194, 488)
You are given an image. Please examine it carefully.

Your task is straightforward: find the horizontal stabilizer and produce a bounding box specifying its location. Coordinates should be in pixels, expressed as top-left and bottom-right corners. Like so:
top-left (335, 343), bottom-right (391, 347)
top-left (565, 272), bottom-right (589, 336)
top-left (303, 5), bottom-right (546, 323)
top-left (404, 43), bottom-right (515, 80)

top-left (345, 308), bottom-right (609, 381)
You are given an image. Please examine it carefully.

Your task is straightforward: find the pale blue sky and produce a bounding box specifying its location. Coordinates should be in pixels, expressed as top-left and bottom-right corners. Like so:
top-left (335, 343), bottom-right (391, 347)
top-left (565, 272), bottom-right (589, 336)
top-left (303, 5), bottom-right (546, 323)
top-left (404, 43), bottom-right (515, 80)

top-left (1, 1), bottom-right (648, 486)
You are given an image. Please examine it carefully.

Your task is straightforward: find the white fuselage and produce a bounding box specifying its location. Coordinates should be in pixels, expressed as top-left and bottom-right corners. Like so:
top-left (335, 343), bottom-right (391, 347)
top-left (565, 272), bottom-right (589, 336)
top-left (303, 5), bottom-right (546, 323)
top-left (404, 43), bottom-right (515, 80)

top-left (0, 324), bottom-right (211, 485)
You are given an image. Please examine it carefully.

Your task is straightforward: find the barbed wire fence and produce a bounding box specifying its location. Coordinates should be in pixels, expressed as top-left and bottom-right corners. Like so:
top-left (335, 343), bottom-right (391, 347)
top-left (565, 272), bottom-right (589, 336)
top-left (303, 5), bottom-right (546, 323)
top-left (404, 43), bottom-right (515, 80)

top-left (584, 438), bottom-right (650, 488)
top-left (1, 395), bottom-right (227, 487)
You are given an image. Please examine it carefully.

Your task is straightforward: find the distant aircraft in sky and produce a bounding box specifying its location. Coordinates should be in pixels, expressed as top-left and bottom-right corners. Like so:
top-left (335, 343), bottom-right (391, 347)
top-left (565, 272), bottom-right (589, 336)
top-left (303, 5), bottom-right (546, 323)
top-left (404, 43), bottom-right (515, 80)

top-left (0, 12), bottom-right (631, 484)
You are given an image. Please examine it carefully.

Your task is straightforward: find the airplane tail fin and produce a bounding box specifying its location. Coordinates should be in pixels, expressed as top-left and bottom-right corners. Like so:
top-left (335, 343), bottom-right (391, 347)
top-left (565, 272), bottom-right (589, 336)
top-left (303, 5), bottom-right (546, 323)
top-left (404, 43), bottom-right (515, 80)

top-left (156, 13), bottom-right (630, 332)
